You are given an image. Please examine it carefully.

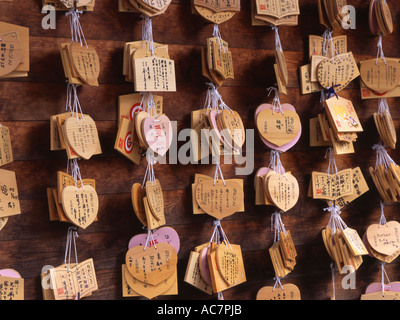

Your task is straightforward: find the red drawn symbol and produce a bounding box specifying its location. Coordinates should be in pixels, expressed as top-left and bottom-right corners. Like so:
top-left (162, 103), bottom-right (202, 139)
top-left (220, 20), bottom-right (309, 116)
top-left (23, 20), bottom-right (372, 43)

top-left (124, 132), bottom-right (133, 154)
top-left (130, 103), bottom-right (142, 121)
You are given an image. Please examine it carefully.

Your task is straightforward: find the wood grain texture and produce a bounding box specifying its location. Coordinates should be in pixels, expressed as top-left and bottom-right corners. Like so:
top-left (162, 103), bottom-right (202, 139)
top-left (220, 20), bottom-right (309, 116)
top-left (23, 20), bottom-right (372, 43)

top-left (0, 0), bottom-right (400, 300)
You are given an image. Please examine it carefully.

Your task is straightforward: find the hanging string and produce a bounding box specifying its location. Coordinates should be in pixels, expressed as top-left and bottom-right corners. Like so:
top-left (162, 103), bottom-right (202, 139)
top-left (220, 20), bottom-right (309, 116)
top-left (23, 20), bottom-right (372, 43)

top-left (268, 150), bottom-right (285, 176)
top-left (72, 84), bottom-right (84, 122)
top-left (208, 220), bottom-right (232, 252)
top-left (380, 262), bottom-right (391, 297)
top-left (372, 143), bottom-right (395, 170)
top-left (272, 277), bottom-right (284, 292)
top-left (324, 204), bottom-right (348, 234)
top-left (379, 201), bottom-right (388, 227)
top-left (377, 98), bottom-right (391, 116)
top-left (271, 26), bottom-right (282, 52)
top-left (65, 82), bottom-right (73, 113)
top-left (142, 151), bottom-right (157, 188)
top-left (271, 211), bottom-right (287, 244)
top-left (266, 86), bottom-right (283, 115)
top-left (65, 7), bottom-right (88, 48)
top-left (212, 156), bottom-right (226, 186)
top-left (376, 34), bottom-right (387, 65)
top-left (322, 30), bottom-right (340, 60)
top-left (143, 227), bottom-right (157, 251)
top-left (66, 159), bottom-right (84, 191)
top-left (142, 15), bottom-right (155, 56)
top-left (64, 226), bottom-right (79, 272)
top-left (330, 262), bottom-right (336, 300)
top-left (204, 83), bottom-right (232, 113)
top-left (140, 92), bottom-right (156, 117)
top-left (325, 84), bottom-right (340, 100)
top-left (65, 83), bottom-right (84, 122)
top-left (212, 24), bottom-right (225, 53)
top-left (325, 147), bottom-right (338, 176)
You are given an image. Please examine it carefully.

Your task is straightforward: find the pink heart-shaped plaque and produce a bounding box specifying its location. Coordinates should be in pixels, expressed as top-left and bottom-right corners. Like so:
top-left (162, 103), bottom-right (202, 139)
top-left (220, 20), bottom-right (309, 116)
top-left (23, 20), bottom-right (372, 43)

top-left (0, 269), bottom-right (21, 278)
top-left (199, 247), bottom-right (212, 286)
top-left (142, 115), bottom-right (173, 156)
top-left (366, 282), bottom-right (400, 294)
top-left (255, 104), bottom-right (302, 152)
top-left (128, 227), bottom-right (180, 253)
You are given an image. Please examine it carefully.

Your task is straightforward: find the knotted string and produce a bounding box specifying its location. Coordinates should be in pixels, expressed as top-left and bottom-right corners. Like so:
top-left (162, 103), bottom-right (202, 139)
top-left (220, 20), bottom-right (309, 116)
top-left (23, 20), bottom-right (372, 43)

top-left (322, 30), bottom-right (340, 60)
top-left (380, 262), bottom-right (391, 297)
top-left (271, 211), bottom-right (287, 244)
top-left (325, 147), bottom-right (338, 176)
top-left (204, 83), bottom-right (232, 113)
top-left (272, 277), bottom-right (284, 292)
top-left (379, 201), bottom-right (388, 227)
top-left (266, 86), bottom-right (283, 115)
top-left (377, 98), bottom-right (391, 116)
top-left (65, 83), bottom-right (84, 122)
top-left (372, 143), bottom-right (395, 170)
top-left (324, 204), bottom-right (347, 234)
top-left (325, 84), bottom-right (340, 100)
top-left (376, 34), bottom-right (387, 65)
top-left (64, 226), bottom-right (79, 272)
top-left (271, 26), bottom-right (282, 52)
top-left (212, 156), bottom-right (226, 186)
top-left (208, 220), bottom-right (232, 252)
top-left (141, 92), bottom-right (156, 117)
top-left (65, 7), bottom-right (87, 48)
top-left (142, 15), bottom-right (155, 56)
top-left (143, 227), bottom-right (157, 251)
top-left (213, 24), bottom-right (225, 53)
top-left (269, 150), bottom-right (285, 176)
top-left (142, 151), bottom-right (157, 188)
top-left (66, 159), bottom-right (85, 191)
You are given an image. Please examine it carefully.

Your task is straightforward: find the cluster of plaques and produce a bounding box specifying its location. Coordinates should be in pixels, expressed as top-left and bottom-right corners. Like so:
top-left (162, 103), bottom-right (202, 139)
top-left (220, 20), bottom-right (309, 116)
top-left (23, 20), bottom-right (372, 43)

top-left (255, 103), bottom-right (302, 152)
top-left (123, 237), bottom-right (179, 299)
top-left (0, 22), bottom-right (29, 78)
top-left (123, 41), bottom-right (176, 92)
top-left (50, 112), bottom-right (101, 160)
top-left (360, 58), bottom-right (400, 100)
top-left (115, 93), bottom-right (163, 165)
top-left (41, 259), bottom-right (98, 300)
top-left (47, 171), bottom-right (99, 229)
top-left (0, 269), bottom-right (24, 300)
top-left (254, 167), bottom-right (300, 212)
top-left (185, 242), bottom-right (246, 295)
top-left (300, 35), bottom-right (347, 95)
top-left (369, 151), bottom-right (400, 205)
top-left (322, 227), bottom-right (367, 274)
top-left (269, 231), bottom-right (297, 278)
top-left (119, 0), bottom-right (171, 17)
top-left (362, 220), bottom-right (400, 265)
top-left (251, 0), bottom-right (300, 27)
top-left (131, 179), bottom-right (166, 230)
top-left (369, 0), bottom-right (393, 36)
top-left (308, 167), bottom-right (369, 209)
top-left (191, 0), bottom-right (240, 24)
top-left (192, 174), bottom-right (244, 220)
top-left (318, 0), bottom-right (350, 30)
top-left (201, 37), bottom-right (234, 87)
top-left (318, 96), bottom-right (363, 155)
top-left (42, 0), bottom-right (95, 11)
top-left (59, 42), bottom-right (100, 86)
top-left (190, 105), bottom-right (245, 161)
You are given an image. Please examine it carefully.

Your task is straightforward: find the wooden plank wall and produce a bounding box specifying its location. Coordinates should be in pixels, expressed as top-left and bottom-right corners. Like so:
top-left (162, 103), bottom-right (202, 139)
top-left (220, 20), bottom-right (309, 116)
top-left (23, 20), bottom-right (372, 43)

top-left (0, 0), bottom-right (400, 300)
